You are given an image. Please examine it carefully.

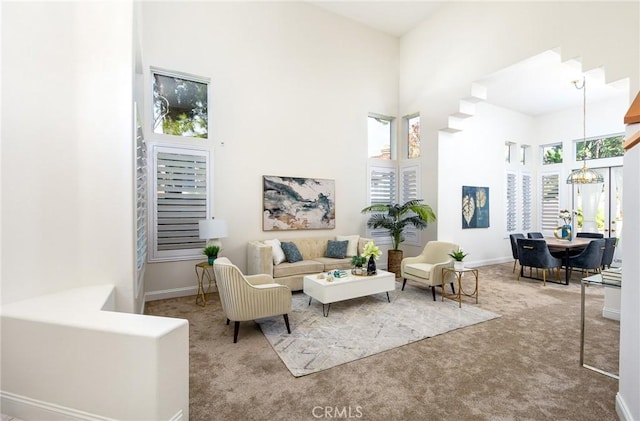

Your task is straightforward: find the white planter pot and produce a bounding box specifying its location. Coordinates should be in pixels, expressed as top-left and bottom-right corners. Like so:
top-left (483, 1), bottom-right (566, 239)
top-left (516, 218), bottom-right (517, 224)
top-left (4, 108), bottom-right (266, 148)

top-left (454, 261), bottom-right (464, 270)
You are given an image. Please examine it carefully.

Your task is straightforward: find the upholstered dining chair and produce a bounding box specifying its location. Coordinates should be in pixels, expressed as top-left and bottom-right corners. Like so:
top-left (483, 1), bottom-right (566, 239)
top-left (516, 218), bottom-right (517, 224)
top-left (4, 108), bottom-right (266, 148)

top-left (601, 237), bottom-right (617, 269)
top-left (576, 232), bottom-right (604, 239)
top-left (527, 232), bottom-right (544, 239)
top-left (567, 238), bottom-right (606, 278)
top-left (213, 257), bottom-right (292, 343)
top-left (401, 241), bottom-right (459, 301)
top-left (516, 238), bottom-right (562, 286)
top-left (509, 233), bottom-right (526, 273)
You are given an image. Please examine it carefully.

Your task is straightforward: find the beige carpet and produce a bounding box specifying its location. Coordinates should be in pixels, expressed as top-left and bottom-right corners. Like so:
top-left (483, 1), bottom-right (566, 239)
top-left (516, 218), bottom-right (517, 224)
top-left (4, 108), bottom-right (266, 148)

top-left (145, 263), bottom-right (620, 421)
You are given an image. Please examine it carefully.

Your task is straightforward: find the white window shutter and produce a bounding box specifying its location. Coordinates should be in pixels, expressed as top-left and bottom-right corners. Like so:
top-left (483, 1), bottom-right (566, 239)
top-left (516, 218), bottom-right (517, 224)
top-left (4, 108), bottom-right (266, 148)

top-left (522, 173), bottom-right (532, 231)
top-left (540, 173), bottom-right (560, 232)
top-left (505, 172), bottom-right (517, 233)
top-left (367, 161), bottom-right (397, 244)
top-left (149, 145), bottom-right (210, 261)
top-left (400, 162), bottom-right (421, 246)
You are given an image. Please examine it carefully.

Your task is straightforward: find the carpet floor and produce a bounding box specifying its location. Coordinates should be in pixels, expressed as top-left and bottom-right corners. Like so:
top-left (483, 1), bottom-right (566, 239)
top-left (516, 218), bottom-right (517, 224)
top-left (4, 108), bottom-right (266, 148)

top-left (145, 262), bottom-right (620, 421)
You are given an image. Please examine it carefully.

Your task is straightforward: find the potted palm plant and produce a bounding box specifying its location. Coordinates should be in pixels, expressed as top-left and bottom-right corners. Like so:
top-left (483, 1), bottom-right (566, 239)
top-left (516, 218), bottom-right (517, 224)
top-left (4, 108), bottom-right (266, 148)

top-left (360, 199), bottom-right (436, 276)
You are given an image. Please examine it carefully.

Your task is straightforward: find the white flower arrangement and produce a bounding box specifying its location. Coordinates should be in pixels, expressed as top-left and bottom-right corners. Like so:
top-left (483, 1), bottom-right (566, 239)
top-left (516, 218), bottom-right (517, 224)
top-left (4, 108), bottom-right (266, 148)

top-left (558, 209), bottom-right (577, 225)
top-left (362, 241), bottom-right (382, 260)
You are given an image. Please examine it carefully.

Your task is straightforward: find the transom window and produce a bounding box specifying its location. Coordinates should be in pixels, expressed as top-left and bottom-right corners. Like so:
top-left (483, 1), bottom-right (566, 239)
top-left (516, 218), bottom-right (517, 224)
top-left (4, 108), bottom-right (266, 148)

top-left (368, 114), bottom-right (393, 159)
top-left (575, 134), bottom-right (624, 160)
top-left (542, 143), bottom-right (563, 165)
top-left (152, 68), bottom-right (209, 139)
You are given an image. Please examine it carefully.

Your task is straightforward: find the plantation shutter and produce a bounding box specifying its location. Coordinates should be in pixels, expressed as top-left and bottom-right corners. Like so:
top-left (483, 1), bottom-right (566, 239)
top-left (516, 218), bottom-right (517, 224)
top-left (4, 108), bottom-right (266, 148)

top-left (368, 163), bottom-right (397, 244)
top-left (135, 116), bottom-right (147, 273)
top-left (400, 162), bottom-right (420, 245)
top-left (505, 172), bottom-right (517, 233)
top-left (540, 173), bottom-right (560, 232)
top-left (149, 145), bottom-right (210, 261)
top-left (522, 173), bottom-right (532, 231)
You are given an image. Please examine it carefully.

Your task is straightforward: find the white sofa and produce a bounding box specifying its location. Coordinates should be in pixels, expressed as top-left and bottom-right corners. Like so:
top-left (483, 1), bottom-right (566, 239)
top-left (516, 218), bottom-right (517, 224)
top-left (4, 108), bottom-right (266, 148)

top-left (247, 235), bottom-right (374, 291)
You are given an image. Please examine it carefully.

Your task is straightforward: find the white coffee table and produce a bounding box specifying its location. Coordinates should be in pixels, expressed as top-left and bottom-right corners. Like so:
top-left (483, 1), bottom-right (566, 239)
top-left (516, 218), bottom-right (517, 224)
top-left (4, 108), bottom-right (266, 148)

top-left (303, 269), bottom-right (396, 316)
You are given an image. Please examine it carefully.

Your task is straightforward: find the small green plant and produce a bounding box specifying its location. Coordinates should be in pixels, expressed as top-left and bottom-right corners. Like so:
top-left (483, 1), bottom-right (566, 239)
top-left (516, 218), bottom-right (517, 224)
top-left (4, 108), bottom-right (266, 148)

top-left (351, 255), bottom-right (367, 267)
top-left (203, 245), bottom-right (220, 258)
top-left (448, 248), bottom-right (467, 261)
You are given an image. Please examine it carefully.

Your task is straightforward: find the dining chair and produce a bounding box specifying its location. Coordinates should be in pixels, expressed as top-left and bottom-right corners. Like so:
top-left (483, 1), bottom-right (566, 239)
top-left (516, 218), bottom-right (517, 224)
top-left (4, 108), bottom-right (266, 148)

top-left (516, 238), bottom-right (562, 286)
top-left (601, 237), bottom-right (617, 269)
top-left (576, 232), bottom-right (604, 239)
top-left (509, 233), bottom-right (526, 273)
top-left (567, 239), bottom-right (606, 278)
top-left (527, 232), bottom-right (544, 239)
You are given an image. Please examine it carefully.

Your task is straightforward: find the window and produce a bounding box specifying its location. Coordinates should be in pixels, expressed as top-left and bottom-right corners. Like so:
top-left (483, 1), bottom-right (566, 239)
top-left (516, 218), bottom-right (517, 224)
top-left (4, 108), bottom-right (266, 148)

top-left (399, 162), bottom-right (420, 245)
top-left (505, 172), bottom-right (517, 232)
top-left (149, 145), bottom-right (210, 262)
top-left (135, 106), bottom-right (147, 298)
top-left (368, 114), bottom-right (393, 159)
top-left (576, 134), bottom-right (624, 160)
top-left (542, 143), bottom-right (563, 164)
top-left (152, 68), bottom-right (209, 139)
top-left (367, 161), bottom-right (396, 243)
top-left (520, 145), bottom-right (529, 165)
top-left (406, 114), bottom-right (420, 158)
top-left (505, 142), bottom-right (515, 163)
top-left (522, 173), bottom-right (532, 231)
top-left (540, 173), bottom-right (560, 232)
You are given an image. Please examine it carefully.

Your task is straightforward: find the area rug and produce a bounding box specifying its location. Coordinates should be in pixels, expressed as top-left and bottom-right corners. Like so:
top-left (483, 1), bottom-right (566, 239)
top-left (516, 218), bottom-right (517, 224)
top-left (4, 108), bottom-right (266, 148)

top-left (257, 283), bottom-right (500, 377)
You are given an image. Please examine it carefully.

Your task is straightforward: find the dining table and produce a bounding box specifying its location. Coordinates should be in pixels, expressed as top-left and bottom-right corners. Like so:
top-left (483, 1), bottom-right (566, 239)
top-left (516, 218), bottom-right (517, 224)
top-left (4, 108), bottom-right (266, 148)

top-left (543, 237), bottom-right (594, 284)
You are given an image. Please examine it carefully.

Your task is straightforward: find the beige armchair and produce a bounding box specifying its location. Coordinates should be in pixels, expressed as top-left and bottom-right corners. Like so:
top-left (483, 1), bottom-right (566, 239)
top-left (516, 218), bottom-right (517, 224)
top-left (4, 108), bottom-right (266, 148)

top-left (213, 257), bottom-right (292, 343)
top-left (401, 241), bottom-right (460, 300)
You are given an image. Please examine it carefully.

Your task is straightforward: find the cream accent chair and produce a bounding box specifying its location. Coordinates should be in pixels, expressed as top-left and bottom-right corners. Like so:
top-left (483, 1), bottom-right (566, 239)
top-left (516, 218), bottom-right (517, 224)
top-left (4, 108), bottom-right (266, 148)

top-left (401, 241), bottom-right (460, 301)
top-left (213, 257), bottom-right (292, 343)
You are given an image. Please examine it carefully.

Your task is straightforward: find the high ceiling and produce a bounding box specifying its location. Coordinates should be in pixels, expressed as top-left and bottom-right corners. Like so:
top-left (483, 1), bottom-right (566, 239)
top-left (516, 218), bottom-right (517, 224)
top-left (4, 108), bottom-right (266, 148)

top-left (307, 1), bottom-right (628, 116)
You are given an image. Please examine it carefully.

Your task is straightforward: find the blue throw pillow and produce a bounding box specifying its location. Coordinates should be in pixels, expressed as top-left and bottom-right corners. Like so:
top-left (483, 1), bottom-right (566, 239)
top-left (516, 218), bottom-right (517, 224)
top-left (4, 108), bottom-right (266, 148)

top-left (325, 240), bottom-right (348, 259)
top-left (281, 241), bottom-right (303, 263)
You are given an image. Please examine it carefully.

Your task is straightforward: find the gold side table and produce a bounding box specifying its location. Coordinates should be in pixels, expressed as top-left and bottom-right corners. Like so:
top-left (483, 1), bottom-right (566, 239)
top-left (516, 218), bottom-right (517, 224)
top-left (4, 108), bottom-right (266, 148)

top-left (195, 261), bottom-right (215, 306)
top-left (441, 267), bottom-right (479, 308)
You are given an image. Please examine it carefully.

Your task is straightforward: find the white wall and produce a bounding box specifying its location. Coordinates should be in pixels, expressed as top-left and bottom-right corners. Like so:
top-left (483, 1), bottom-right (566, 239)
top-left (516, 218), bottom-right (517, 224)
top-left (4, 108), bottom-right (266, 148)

top-left (619, 122), bottom-right (640, 421)
top-left (139, 1), bottom-right (400, 296)
top-left (1, 1), bottom-right (137, 312)
top-left (399, 1), bottom-right (638, 266)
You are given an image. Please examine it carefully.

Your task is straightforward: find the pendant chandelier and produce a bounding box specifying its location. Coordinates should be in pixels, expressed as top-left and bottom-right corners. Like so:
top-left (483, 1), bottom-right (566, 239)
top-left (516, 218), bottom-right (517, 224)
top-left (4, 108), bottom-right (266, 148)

top-left (566, 77), bottom-right (604, 184)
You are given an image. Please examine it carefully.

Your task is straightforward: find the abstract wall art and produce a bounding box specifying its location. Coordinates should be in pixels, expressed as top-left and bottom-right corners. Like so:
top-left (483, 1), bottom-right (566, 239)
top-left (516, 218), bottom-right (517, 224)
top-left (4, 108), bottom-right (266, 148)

top-left (462, 186), bottom-right (490, 229)
top-left (263, 175), bottom-right (335, 231)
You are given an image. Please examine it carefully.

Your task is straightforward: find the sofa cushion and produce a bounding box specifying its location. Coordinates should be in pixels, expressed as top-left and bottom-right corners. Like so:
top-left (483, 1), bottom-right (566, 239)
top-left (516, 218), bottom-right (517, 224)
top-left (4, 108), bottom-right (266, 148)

top-left (314, 257), bottom-right (352, 271)
top-left (273, 260), bottom-right (324, 278)
top-left (281, 241), bottom-right (303, 263)
top-left (264, 239), bottom-right (285, 265)
top-left (337, 235), bottom-right (359, 257)
top-left (325, 240), bottom-right (348, 259)
top-left (403, 263), bottom-right (433, 280)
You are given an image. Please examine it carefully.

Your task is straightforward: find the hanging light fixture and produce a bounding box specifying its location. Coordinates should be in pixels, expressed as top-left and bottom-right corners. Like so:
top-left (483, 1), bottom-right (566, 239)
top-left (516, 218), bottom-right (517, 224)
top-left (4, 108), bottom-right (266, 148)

top-left (566, 77), bottom-right (604, 184)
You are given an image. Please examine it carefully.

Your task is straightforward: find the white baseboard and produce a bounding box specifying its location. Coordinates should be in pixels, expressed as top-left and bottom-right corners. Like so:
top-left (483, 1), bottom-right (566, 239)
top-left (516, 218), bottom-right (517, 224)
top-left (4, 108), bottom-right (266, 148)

top-left (144, 286), bottom-right (199, 302)
top-left (1, 391), bottom-right (185, 421)
top-left (1, 391), bottom-right (117, 421)
top-left (602, 307), bottom-right (621, 321)
top-left (616, 392), bottom-right (634, 421)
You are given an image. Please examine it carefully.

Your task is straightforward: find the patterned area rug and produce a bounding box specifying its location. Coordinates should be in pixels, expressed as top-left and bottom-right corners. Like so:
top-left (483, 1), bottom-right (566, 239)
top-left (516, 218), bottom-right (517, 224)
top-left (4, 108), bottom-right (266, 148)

top-left (257, 283), bottom-right (500, 377)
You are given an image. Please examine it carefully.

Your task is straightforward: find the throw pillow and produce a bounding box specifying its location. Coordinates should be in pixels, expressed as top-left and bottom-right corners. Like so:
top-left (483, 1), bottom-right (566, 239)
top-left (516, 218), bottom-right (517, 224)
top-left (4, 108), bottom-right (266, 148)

top-left (325, 240), bottom-right (348, 259)
top-left (264, 239), bottom-right (285, 265)
top-left (281, 241), bottom-right (303, 263)
top-left (336, 235), bottom-right (360, 257)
